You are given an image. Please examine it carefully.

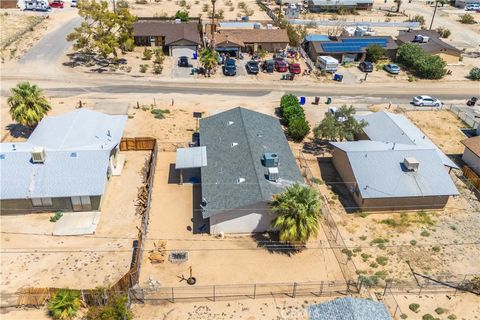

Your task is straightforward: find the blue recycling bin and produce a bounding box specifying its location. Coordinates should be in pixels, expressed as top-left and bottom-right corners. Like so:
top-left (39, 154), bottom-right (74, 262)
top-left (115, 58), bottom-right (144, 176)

top-left (193, 51), bottom-right (198, 60)
top-left (333, 74), bottom-right (343, 82)
top-left (299, 96), bottom-right (306, 105)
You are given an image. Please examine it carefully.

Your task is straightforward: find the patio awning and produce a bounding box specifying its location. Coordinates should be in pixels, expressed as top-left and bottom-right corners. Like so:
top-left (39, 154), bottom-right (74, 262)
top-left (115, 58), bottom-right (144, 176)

top-left (175, 146), bottom-right (207, 169)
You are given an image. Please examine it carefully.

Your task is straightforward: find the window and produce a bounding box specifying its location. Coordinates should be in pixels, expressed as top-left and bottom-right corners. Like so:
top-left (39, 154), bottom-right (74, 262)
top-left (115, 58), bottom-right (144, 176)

top-left (31, 198), bottom-right (53, 207)
top-left (71, 196), bottom-right (92, 211)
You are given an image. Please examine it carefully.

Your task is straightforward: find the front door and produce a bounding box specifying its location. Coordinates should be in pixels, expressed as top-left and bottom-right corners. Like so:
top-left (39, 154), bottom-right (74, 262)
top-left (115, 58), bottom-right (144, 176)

top-left (71, 196), bottom-right (92, 211)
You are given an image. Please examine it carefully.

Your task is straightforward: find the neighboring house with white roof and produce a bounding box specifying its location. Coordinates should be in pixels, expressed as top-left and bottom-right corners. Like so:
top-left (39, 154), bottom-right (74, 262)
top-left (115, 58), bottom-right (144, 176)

top-left (330, 111), bottom-right (459, 212)
top-left (461, 136), bottom-right (480, 175)
top-left (0, 109), bottom-right (127, 214)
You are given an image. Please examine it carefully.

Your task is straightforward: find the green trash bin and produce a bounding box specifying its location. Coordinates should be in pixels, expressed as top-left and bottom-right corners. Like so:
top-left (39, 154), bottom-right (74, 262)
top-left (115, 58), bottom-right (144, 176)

top-left (326, 97), bottom-right (332, 105)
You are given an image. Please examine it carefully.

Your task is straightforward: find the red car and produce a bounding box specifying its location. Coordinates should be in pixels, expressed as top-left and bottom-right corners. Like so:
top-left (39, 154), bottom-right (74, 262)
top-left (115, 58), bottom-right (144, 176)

top-left (50, 0), bottom-right (64, 8)
top-left (289, 63), bottom-right (301, 74)
top-left (274, 60), bottom-right (288, 73)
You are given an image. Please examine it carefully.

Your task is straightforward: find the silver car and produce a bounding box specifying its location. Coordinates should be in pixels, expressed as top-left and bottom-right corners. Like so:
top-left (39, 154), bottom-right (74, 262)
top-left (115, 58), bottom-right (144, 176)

top-left (412, 95), bottom-right (442, 107)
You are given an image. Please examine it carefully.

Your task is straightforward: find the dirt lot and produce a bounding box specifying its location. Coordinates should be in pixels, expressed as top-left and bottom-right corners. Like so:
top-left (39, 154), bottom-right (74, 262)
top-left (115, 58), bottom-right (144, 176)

top-left (0, 151), bottom-right (149, 298)
top-left (125, 0), bottom-right (269, 21)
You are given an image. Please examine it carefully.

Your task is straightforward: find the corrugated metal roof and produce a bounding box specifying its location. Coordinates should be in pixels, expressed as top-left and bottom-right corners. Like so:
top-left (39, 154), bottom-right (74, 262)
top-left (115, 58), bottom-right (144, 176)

top-left (308, 297), bottom-right (392, 320)
top-left (199, 107), bottom-right (304, 218)
top-left (175, 146), bottom-right (207, 169)
top-left (331, 142), bottom-right (459, 198)
top-left (0, 110), bottom-right (126, 200)
top-left (355, 111), bottom-right (458, 169)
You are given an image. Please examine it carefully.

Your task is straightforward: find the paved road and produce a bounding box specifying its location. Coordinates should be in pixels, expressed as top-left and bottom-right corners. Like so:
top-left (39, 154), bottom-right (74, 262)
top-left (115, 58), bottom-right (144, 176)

top-left (19, 16), bottom-right (82, 64)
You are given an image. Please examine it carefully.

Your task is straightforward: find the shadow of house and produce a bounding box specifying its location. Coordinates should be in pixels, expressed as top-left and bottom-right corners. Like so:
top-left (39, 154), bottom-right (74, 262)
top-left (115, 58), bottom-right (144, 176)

top-left (5, 124), bottom-right (32, 139)
top-left (317, 157), bottom-right (359, 213)
top-left (251, 232), bottom-right (302, 256)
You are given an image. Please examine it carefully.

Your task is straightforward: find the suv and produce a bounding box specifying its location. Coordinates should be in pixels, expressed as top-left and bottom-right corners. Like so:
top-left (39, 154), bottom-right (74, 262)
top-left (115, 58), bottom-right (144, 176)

top-left (359, 61), bottom-right (373, 72)
top-left (465, 3), bottom-right (480, 10)
top-left (274, 59), bottom-right (288, 72)
top-left (71, 0), bottom-right (77, 6)
top-left (289, 63), bottom-right (301, 74)
top-left (412, 95), bottom-right (442, 107)
top-left (178, 56), bottom-right (189, 67)
top-left (50, 0), bottom-right (64, 7)
top-left (246, 60), bottom-right (259, 74)
top-left (223, 59), bottom-right (236, 76)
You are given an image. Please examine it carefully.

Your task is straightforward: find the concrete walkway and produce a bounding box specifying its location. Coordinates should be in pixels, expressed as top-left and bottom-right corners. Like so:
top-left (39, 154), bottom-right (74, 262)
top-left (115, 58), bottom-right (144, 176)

top-left (53, 211), bottom-right (100, 236)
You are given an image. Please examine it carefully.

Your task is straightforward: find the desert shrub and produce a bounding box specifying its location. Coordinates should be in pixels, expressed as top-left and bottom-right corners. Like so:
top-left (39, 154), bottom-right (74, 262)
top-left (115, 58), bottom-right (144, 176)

top-left (410, 239), bottom-right (417, 246)
top-left (422, 314), bottom-right (438, 320)
top-left (432, 245), bottom-right (441, 252)
top-left (117, 0), bottom-right (129, 8)
top-left (376, 256), bottom-right (388, 266)
top-left (86, 294), bottom-right (131, 320)
top-left (359, 235), bottom-right (367, 241)
top-left (361, 253), bottom-right (371, 261)
top-left (369, 262), bottom-right (378, 268)
top-left (48, 289), bottom-right (81, 320)
top-left (374, 270), bottom-right (388, 279)
top-left (341, 248), bottom-right (353, 259)
top-left (371, 238), bottom-right (389, 245)
top-left (409, 303), bottom-right (420, 313)
top-left (202, 3), bottom-right (209, 11)
top-left (139, 64), bottom-right (149, 73)
top-left (50, 212), bottom-right (63, 222)
top-left (143, 48), bottom-right (152, 60)
top-left (153, 64), bottom-right (163, 74)
top-left (400, 314), bottom-right (408, 319)
top-left (434, 308), bottom-right (446, 315)
top-left (151, 109), bottom-right (170, 119)
top-left (409, 15), bottom-right (425, 26)
top-left (397, 43), bottom-right (447, 79)
top-left (436, 27), bottom-right (451, 38)
top-left (359, 275), bottom-right (380, 287)
top-left (469, 67), bottom-right (480, 80)
top-left (420, 230), bottom-right (430, 237)
top-left (459, 14), bottom-right (475, 24)
top-left (447, 314), bottom-right (457, 320)
top-left (175, 10), bottom-right (189, 21)
top-left (135, 0), bottom-right (147, 3)
top-left (179, 0), bottom-right (186, 6)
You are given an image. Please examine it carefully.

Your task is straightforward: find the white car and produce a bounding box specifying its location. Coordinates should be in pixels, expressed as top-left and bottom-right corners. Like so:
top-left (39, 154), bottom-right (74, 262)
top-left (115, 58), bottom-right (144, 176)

top-left (412, 95), bottom-right (442, 107)
top-left (465, 3), bottom-right (480, 10)
top-left (71, 0), bottom-right (77, 7)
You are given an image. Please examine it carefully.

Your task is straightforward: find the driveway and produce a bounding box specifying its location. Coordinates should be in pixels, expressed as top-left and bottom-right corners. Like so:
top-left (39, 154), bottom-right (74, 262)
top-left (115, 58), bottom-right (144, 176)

top-left (171, 57), bottom-right (198, 78)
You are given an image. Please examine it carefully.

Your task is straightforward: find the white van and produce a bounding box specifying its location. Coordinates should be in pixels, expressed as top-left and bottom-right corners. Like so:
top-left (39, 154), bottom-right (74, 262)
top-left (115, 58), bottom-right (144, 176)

top-left (71, 0), bottom-right (77, 6)
top-left (316, 56), bottom-right (339, 73)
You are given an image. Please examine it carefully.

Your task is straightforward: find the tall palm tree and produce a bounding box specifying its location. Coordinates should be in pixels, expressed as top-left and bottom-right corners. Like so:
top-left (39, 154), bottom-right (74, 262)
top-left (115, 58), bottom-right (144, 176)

top-left (270, 183), bottom-right (321, 244)
top-left (47, 289), bottom-right (82, 320)
top-left (8, 82), bottom-right (51, 128)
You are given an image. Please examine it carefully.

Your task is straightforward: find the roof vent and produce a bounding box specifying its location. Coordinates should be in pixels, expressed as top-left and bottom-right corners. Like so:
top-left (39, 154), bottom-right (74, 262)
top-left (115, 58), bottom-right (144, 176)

top-left (228, 121), bottom-right (234, 126)
top-left (268, 167), bottom-right (279, 182)
top-left (0, 154), bottom-right (5, 160)
top-left (31, 147), bottom-right (46, 163)
top-left (263, 153), bottom-right (279, 168)
top-left (70, 152), bottom-right (78, 158)
top-left (236, 177), bottom-right (245, 184)
top-left (403, 157), bottom-right (419, 172)
top-left (231, 142), bottom-right (238, 147)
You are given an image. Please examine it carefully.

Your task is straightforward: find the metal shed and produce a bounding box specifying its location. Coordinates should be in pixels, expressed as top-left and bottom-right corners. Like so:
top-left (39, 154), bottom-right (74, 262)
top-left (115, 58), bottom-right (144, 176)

top-left (175, 146), bottom-right (207, 184)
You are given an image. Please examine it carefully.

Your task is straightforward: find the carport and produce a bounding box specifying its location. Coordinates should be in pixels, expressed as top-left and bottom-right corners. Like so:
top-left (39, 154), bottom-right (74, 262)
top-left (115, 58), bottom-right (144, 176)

top-left (170, 44), bottom-right (198, 58)
top-left (175, 146), bottom-right (207, 184)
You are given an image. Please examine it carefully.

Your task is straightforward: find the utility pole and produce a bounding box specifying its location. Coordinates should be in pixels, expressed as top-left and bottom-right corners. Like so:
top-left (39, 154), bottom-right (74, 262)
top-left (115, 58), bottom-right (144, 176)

top-left (112, 0), bottom-right (116, 13)
top-left (429, 0), bottom-right (439, 30)
top-left (211, 0), bottom-right (216, 48)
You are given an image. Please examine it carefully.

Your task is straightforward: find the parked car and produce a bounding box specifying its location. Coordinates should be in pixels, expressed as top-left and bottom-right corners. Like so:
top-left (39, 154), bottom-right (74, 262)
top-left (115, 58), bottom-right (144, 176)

top-left (223, 59), bottom-right (236, 76)
top-left (71, 0), bottom-right (77, 7)
top-left (246, 60), bottom-right (259, 74)
top-left (178, 56), bottom-right (189, 67)
top-left (49, 0), bottom-right (64, 8)
top-left (465, 3), bottom-right (480, 10)
top-left (467, 97), bottom-right (478, 106)
top-left (412, 95), bottom-right (442, 107)
top-left (289, 63), bottom-right (301, 74)
top-left (275, 59), bottom-right (288, 72)
top-left (359, 61), bottom-right (373, 73)
top-left (262, 60), bottom-right (275, 73)
top-left (384, 63), bottom-right (400, 74)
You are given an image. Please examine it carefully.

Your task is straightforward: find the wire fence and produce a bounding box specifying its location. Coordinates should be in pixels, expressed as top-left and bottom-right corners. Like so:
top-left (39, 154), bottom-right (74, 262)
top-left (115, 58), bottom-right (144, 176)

top-left (131, 280), bottom-right (356, 303)
top-left (445, 104), bottom-right (480, 130)
top-left (298, 151), bottom-right (359, 284)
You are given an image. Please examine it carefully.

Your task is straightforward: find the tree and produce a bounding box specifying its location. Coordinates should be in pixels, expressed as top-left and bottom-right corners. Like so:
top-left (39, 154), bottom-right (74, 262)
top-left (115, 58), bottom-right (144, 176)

top-left (67, 0), bottom-right (137, 60)
top-left (175, 10), bottom-right (189, 21)
top-left (8, 82), bottom-right (51, 128)
top-left (469, 67), bottom-right (480, 80)
top-left (366, 44), bottom-right (386, 63)
top-left (286, 24), bottom-right (306, 47)
top-left (199, 48), bottom-right (218, 75)
top-left (313, 105), bottom-right (367, 141)
top-left (280, 94), bottom-right (304, 125)
top-left (47, 289), bottom-right (81, 320)
top-left (413, 55), bottom-right (447, 79)
top-left (288, 117), bottom-right (310, 142)
top-left (397, 43), bottom-right (424, 67)
top-left (270, 183), bottom-right (321, 243)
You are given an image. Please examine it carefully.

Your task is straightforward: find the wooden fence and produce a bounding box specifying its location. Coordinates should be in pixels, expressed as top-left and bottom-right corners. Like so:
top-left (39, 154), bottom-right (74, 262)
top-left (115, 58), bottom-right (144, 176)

top-left (462, 165), bottom-right (480, 190)
top-left (120, 137), bottom-right (157, 151)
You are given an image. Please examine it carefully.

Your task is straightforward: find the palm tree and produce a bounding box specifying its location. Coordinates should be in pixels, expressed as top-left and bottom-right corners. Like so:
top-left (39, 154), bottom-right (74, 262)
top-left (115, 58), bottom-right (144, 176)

top-left (199, 48), bottom-right (218, 75)
top-left (8, 82), bottom-right (51, 128)
top-left (270, 183), bottom-right (321, 244)
top-left (47, 289), bottom-right (82, 320)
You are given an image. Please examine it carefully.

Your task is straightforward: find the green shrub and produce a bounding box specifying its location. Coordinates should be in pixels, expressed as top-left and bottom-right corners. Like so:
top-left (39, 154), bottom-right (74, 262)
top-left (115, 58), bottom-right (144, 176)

top-left (397, 43), bottom-right (447, 79)
top-left (432, 245), bottom-right (441, 252)
top-left (434, 307), bottom-right (446, 315)
top-left (50, 212), bottom-right (63, 222)
top-left (361, 253), bottom-right (371, 261)
top-left (117, 0), bottom-right (129, 8)
top-left (153, 64), bottom-right (163, 74)
top-left (151, 109), bottom-right (170, 119)
top-left (376, 256), bottom-right (388, 266)
top-left (369, 262), bottom-right (378, 268)
top-left (447, 314), bottom-right (457, 320)
top-left (287, 117), bottom-right (310, 142)
top-left (422, 314), bottom-right (438, 320)
top-left (459, 14), bottom-right (475, 24)
top-left (409, 15), bottom-right (425, 26)
top-left (409, 303), bottom-right (420, 313)
top-left (359, 275), bottom-right (380, 287)
top-left (341, 248), bottom-right (353, 259)
top-left (420, 230), bottom-right (430, 237)
top-left (86, 294), bottom-right (132, 320)
top-left (175, 10), bottom-right (189, 21)
top-left (436, 27), bottom-right (451, 38)
top-left (374, 270), bottom-right (388, 279)
top-left (400, 314), bottom-right (408, 319)
top-left (143, 48), bottom-right (152, 60)
top-left (48, 289), bottom-right (81, 320)
top-left (139, 64), bottom-right (149, 73)
top-left (366, 44), bottom-right (386, 63)
top-left (359, 235), bottom-right (367, 241)
top-left (371, 238), bottom-right (389, 245)
top-left (410, 239), bottom-right (417, 246)
top-left (357, 212), bottom-right (369, 218)
top-left (469, 67), bottom-right (480, 80)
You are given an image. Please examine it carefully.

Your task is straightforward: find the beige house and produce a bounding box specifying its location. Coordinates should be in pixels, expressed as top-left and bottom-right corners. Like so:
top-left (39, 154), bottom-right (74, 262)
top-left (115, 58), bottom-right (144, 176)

top-left (461, 136), bottom-right (480, 175)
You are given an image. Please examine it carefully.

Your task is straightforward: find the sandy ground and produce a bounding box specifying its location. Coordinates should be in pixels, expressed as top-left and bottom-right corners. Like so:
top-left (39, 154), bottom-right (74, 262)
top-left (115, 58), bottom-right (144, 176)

top-left (138, 151), bottom-right (345, 288)
top-left (0, 151), bottom-right (149, 299)
top-left (0, 8), bottom-right (77, 62)
top-left (126, 0), bottom-right (269, 21)
top-left (406, 109), bottom-right (467, 155)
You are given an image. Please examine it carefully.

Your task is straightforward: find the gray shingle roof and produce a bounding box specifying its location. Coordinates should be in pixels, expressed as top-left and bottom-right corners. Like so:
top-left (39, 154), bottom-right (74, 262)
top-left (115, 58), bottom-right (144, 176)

top-left (331, 141), bottom-right (459, 198)
top-left (355, 111), bottom-right (458, 169)
top-left (0, 110), bottom-right (126, 200)
top-left (199, 107), bottom-right (304, 218)
top-left (308, 297), bottom-right (392, 320)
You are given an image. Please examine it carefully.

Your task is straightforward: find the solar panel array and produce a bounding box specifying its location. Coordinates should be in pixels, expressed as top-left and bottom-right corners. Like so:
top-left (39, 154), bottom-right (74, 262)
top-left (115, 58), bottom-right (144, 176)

top-left (322, 38), bottom-right (388, 53)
